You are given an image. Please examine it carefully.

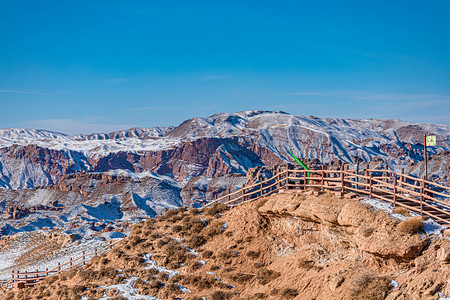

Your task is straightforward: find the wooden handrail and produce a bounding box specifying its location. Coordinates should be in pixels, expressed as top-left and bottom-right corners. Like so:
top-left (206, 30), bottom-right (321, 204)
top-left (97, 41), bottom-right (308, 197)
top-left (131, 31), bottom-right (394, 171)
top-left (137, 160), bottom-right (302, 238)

top-left (13, 239), bottom-right (123, 286)
top-left (205, 166), bottom-right (450, 227)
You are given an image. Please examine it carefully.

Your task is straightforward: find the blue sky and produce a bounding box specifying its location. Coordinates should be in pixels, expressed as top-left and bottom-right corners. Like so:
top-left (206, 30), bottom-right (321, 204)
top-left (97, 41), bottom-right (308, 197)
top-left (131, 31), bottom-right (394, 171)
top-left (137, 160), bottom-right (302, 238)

top-left (1, 1), bottom-right (449, 134)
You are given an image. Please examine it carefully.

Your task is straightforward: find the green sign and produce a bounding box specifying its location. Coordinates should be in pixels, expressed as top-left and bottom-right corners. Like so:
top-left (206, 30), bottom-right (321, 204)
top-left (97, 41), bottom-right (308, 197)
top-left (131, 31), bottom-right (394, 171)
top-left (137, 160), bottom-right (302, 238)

top-left (426, 136), bottom-right (436, 146)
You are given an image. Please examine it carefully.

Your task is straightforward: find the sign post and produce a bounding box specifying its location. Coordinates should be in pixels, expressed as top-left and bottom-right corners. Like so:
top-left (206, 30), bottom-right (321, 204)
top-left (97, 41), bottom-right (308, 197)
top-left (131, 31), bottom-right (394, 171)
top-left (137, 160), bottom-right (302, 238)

top-left (424, 135), bottom-right (436, 182)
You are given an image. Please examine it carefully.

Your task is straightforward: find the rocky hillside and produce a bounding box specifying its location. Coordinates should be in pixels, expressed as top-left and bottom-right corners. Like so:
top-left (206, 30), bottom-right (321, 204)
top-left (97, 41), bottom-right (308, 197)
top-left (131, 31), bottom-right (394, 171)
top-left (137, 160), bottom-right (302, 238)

top-left (4, 191), bottom-right (449, 299)
top-left (1, 111), bottom-right (449, 190)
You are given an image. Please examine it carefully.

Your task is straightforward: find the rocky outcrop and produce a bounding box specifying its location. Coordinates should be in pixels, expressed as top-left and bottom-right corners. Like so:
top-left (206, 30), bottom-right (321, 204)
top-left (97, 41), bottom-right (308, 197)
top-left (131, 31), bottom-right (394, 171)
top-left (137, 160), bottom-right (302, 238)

top-left (258, 192), bottom-right (429, 260)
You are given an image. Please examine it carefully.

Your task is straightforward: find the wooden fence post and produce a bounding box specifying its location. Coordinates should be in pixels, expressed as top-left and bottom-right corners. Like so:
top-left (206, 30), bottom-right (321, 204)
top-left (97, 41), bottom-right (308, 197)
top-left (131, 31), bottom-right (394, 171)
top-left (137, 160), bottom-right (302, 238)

top-left (58, 262), bottom-right (61, 273)
top-left (321, 165), bottom-right (324, 191)
top-left (365, 164), bottom-right (369, 186)
top-left (260, 181), bottom-right (263, 196)
top-left (340, 165), bottom-right (344, 192)
top-left (227, 188), bottom-right (230, 202)
top-left (70, 257), bottom-right (73, 268)
top-left (241, 185), bottom-right (245, 202)
top-left (393, 177), bottom-right (397, 207)
top-left (46, 268), bottom-right (48, 277)
top-left (286, 170), bottom-right (289, 189)
top-left (95, 248), bottom-right (98, 257)
top-left (25, 271), bottom-right (27, 281)
top-left (369, 173), bottom-right (373, 198)
top-left (277, 171), bottom-right (281, 190)
top-left (420, 178), bottom-right (424, 216)
top-left (384, 165), bottom-right (388, 183)
top-left (11, 270), bottom-right (14, 283)
top-left (400, 168), bottom-right (404, 190)
top-left (83, 251), bottom-right (86, 266)
top-left (109, 240), bottom-right (113, 250)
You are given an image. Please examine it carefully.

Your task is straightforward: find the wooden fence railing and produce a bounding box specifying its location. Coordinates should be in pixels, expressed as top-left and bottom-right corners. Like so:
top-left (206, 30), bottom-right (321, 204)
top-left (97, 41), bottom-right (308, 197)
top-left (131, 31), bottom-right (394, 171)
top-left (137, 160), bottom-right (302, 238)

top-left (205, 165), bottom-right (450, 226)
top-left (10, 239), bottom-right (123, 289)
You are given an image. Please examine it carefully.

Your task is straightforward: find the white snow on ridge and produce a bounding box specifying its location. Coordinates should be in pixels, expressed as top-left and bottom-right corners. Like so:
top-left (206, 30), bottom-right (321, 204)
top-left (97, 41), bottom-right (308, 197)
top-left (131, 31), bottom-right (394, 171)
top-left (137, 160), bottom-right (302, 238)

top-left (1, 112), bottom-right (448, 158)
top-left (105, 169), bottom-right (181, 187)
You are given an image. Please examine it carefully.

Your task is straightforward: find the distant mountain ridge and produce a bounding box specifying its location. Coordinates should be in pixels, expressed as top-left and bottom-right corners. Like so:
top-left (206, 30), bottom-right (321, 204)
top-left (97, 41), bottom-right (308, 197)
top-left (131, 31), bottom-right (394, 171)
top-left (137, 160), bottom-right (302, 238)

top-left (0, 111), bottom-right (449, 190)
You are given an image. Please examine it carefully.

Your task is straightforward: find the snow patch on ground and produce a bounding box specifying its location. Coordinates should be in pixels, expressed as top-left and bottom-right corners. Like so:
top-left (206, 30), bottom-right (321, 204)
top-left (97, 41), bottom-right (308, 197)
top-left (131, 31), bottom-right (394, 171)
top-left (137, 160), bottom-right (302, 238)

top-left (100, 276), bottom-right (160, 300)
top-left (361, 198), bottom-right (447, 236)
top-left (142, 253), bottom-right (179, 278)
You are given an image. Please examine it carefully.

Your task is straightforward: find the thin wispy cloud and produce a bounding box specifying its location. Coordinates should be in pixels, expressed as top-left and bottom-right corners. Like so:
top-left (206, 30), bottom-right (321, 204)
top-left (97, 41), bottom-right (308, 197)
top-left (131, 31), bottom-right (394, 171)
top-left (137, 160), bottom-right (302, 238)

top-left (289, 90), bottom-right (450, 102)
top-left (0, 89), bottom-right (52, 95)
top-left (127, 106), bottom-right (184, 112)
top-left (26, 119), bottom-right (133, 135)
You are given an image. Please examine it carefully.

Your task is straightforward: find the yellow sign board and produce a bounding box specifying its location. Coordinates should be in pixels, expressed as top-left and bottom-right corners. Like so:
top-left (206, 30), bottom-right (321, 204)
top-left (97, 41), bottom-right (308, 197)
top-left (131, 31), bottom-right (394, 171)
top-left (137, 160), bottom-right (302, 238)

top-left (426, 136), bottom-right (436, 146)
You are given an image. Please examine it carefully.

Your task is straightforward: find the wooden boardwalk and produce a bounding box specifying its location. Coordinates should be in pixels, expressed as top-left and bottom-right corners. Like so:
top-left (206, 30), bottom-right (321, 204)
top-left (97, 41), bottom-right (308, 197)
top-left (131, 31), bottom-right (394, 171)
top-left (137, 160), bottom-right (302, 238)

top-left (8, 239), bottom-right (122, 290)
top-left (206, 165), bottom-right (450, 226)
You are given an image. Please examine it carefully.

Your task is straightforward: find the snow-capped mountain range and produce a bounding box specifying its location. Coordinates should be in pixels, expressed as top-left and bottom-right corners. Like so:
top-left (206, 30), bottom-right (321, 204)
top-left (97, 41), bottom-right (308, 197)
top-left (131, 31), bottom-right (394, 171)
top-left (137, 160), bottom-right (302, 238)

top-left (0, 110), bottom-right (449, 190)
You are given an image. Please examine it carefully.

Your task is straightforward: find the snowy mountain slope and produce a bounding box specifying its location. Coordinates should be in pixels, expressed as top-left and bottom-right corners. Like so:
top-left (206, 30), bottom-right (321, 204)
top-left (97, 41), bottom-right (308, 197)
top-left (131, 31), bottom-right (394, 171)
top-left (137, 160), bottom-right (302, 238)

top-left (0, 111), bottom-right (449, 190)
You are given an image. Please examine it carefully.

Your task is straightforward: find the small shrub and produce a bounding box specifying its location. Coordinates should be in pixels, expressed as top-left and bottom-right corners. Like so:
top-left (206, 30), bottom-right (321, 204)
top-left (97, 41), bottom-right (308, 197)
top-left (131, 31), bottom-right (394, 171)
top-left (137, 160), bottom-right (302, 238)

top-left (210, 290), bottom-right (232, 300)
top-left (203, 221), bottom-right (225, 238)
top-left (181, 275), bottom-right (216, 290)
top-left (350, 273), bottom-right (391, 300)
top-left (210, 265), bottom-right (221, 271)
top-left (190, 261), bottom-right (204, 271)
top-left (280, 288), bottom-right (298, 299)
top-left (246, 250), bottom-right (260, 259)
top-left (182, 216), bottom-right (206, 235)
top-left (228, 272), bottom-right (254, 283)
top-left (100, 257), bottom-right (110, 265)
top-left (156, 239), bottom-right (166, 248)
top-left (172, 224), bottom-right (183, 233)
top-left (257, 268), bottom-right (280, 285)
top-left (204, 203), bottom-right (229, 216)
top-left (361, 227), bottom-right (374, 238)
top-left (397, 217), bottom-right (424, 234)
top-left (393, 207), bottom-right (409, 217)
top-left (225, 231), bottom-right (233, 237)
top-left (72, 285), bottom-right (86, 294)
top-left (188, 234), bottom-right (207, 248)
top-left (128, 235), bottom-right (141, 246)
top-left (297, 257), bottom-right (315, 270)
top-left (218, 249), bottom-right (238, 260)
top-left (164, 283), bottom-right (181, 294)
top-left (202, 250), bottom-right (213, 258)
top-left (151, 232), bottom-right (161, 239)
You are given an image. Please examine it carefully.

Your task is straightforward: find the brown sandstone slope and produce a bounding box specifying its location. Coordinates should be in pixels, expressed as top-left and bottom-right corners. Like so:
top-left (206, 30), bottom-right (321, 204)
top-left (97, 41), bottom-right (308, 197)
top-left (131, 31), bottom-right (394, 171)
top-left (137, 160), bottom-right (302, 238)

top-left (4, 192), bottom-right (450, 300)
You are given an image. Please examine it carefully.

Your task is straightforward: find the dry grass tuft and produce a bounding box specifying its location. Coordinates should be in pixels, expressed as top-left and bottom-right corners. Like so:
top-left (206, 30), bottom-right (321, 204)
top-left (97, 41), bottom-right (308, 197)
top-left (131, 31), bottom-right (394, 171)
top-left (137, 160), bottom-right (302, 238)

top-left (350, 272), bottom-right (391, 300)
top-left (182, 215), bottom-right (206, 235)
top-left (246, 250), bottom-right (261, 259)
top-left (397, 217), bottom-right (424, 234)
top-left (361, 227), bottom-right (374, 238)
top-left (201, 250), bottom-right (213, 258)
top-left (228, 272), bottom-right (255, 283)
top-left (180, 275), bottom-right (217, 290)
top-left (203, 220), bottom-right (225, 238)
top-left (217, 249), bottom-right (239, 260)
top-left (256, 268), bottom-right (280, 285)
top-left (188, 234), bottom-right (207, 248)
top-left (297, 257), bottom-right (315, 270)
top-left (279, 288), bottom-right (299, 299)
top-left (203, 203), bottom-right (229, 216)
top-left (210, 290), bottom-right (233, 300)
top-left (393, 207), bottom-right (410, 216)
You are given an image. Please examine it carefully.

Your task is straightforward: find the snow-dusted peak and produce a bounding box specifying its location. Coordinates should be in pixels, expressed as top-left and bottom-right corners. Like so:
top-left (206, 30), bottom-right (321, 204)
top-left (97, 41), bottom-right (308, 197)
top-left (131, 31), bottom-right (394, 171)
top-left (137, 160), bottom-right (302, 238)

top-left (74, 127), bottom-right (174, 141)
top-left (0, 128), bottom-right (69, 140)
